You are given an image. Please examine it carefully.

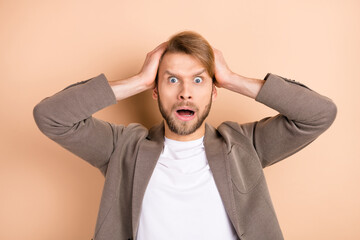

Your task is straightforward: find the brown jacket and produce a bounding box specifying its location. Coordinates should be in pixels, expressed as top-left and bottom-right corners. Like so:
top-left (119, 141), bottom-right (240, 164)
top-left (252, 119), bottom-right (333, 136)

top-left (33, 73), bottom-right (337, 240)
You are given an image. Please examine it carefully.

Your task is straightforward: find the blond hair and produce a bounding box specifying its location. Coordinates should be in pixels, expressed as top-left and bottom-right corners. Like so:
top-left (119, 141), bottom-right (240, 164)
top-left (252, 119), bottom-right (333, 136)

top-left (162, 31), bottom-right (215, 78)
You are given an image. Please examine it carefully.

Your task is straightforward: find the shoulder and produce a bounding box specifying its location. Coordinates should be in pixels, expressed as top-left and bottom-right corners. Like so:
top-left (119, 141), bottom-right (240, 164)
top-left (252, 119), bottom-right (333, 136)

top-left (111, 122), bottom-right (150, 144)
top-left (217, 121), bottom-right (257, 141)
top-left (205, 121), bottom-right (258, 152)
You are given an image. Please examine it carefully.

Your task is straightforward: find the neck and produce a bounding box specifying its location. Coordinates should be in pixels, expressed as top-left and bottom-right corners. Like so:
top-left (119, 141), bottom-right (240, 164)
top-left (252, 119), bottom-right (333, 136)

top-left (164, 122), bottom-right (205, 141)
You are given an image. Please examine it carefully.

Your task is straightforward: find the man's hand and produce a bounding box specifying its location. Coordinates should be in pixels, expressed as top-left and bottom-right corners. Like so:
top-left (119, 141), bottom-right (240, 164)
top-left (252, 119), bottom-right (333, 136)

top-left (212, 47), bottom-right (235, 89)
top-left (109, 42), bottom-right (168, 101)
top-left (138, 41), bottom-right (168, 89)
top-left (212, 47), bottom-right (264, 99)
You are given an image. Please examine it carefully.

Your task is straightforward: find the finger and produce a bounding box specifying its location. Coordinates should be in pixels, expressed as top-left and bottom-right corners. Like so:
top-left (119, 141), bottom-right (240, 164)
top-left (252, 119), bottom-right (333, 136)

top-left (152, 41), bottom-right (168, 54)
top-left (211, 46), bottom-right (221, 54)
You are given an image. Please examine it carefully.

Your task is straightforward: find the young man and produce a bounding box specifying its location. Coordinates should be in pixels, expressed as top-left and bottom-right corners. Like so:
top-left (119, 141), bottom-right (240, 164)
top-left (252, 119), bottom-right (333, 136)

top-left (33, 31), bottom-right (337, 240)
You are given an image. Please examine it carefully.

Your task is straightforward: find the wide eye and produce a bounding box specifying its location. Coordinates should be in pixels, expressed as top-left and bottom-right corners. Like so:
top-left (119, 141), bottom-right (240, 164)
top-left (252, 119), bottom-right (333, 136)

top-left (169, 77), bottom-right (178, 83)
top-left (194, 76), bottom-right (203, 83)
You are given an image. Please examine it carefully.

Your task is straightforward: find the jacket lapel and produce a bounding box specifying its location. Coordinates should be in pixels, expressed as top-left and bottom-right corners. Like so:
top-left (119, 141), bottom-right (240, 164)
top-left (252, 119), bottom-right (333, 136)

top-left (132, 122), bottom-right (165, 238)
top-left (204, 123), bottom-right (244, 237)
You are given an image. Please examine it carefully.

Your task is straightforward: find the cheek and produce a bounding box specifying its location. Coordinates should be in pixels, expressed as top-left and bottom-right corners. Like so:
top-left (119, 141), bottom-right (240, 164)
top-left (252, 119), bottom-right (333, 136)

top-left (159, 83), bottom-right (178, 99)
top-left (158, 88), bottom-right (176, 109)
top-left (198, 86), bottom-right (213, 99)
top-left (159, 87), bottom-right (174, 100)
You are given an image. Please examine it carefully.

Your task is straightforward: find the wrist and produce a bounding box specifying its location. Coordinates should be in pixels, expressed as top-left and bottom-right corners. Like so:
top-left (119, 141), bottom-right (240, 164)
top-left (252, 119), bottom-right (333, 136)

top-left (219, 71), bottom-right (238, 89)
top-left (109, 74), bottom-right (152, 101)
top-left (218, 72), bottom-right (264, 99)
top-left (136, 73), bottom-right (156, 91)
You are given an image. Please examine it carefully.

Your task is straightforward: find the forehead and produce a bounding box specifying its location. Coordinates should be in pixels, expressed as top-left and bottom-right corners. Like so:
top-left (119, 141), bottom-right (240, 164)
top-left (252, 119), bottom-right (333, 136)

top-left (158, 52), bottom-right (208, 76)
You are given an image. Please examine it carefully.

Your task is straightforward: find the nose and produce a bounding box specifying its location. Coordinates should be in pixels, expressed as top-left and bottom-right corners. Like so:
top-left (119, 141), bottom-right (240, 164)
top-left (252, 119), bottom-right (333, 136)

top-left (178, 82), bottom-right (192, 100)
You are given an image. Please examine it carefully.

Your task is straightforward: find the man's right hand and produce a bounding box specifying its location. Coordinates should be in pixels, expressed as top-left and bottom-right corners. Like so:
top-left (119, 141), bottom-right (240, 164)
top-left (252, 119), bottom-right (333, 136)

top-left (109, 42), bottom-right (168, 101)
top-left (138, 41), bottom-right (168, 89)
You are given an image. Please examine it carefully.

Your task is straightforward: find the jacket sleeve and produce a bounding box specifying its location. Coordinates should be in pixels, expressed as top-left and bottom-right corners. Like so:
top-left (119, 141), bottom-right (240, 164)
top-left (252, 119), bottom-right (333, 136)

top-left (33, 74), bottom-right (118, 175)
top-left (238, 73), bottom-right (337, 168)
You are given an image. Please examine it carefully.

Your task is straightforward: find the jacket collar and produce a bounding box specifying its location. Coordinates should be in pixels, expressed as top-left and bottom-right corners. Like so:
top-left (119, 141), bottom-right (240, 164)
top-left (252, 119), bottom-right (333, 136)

top-left (131, 122), bottom-right (243, 238)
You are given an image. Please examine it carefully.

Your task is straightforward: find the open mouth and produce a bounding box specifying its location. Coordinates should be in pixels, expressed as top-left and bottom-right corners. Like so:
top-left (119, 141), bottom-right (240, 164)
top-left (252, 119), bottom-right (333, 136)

top-left (176, 109), bottom-right (195, 117)
top-left (175, 107), bottom-right (196, 121)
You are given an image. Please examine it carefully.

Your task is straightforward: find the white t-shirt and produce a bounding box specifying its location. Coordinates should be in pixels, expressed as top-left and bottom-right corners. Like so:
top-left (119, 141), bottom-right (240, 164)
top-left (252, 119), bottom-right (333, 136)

top-left (136, 137), bottom-right (237, 240)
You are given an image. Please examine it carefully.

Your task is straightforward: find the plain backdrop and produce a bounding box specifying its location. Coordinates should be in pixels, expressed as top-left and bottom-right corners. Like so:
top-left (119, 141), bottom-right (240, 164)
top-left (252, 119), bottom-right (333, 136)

top-left (1, 0), bottom-right (359, 239)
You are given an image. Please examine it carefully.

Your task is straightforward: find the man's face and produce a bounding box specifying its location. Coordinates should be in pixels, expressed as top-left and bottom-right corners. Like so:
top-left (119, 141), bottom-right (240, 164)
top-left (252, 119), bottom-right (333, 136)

top-left (153, 52), bottom-right (217, 140)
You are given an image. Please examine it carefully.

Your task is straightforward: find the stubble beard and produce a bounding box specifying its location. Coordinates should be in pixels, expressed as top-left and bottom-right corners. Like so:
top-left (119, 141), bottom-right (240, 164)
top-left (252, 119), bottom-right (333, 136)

top-left (157, 94), bottom-right (212, 136)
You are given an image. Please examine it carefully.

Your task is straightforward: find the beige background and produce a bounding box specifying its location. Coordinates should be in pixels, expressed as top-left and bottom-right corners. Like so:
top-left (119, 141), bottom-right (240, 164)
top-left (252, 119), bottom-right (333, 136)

top-left (1, 0), bottom-right (359, 239)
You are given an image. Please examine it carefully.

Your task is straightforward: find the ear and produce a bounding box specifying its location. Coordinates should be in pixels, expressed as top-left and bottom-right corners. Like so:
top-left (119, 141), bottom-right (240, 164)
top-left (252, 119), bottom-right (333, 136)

top-left (152, 87), bottom-right (159, 100)
top-left (211, 84), bottom-right (217, 101)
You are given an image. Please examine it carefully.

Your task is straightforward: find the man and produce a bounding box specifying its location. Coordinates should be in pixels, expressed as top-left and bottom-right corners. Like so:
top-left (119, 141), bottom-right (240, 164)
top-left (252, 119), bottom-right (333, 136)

top-left (33, 31), bottom-right (337, 240)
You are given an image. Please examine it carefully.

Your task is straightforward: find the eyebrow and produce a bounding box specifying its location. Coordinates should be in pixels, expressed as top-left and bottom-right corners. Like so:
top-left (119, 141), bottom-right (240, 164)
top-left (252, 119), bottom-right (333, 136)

top-left (164, 69), bottom-right (206, 77)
